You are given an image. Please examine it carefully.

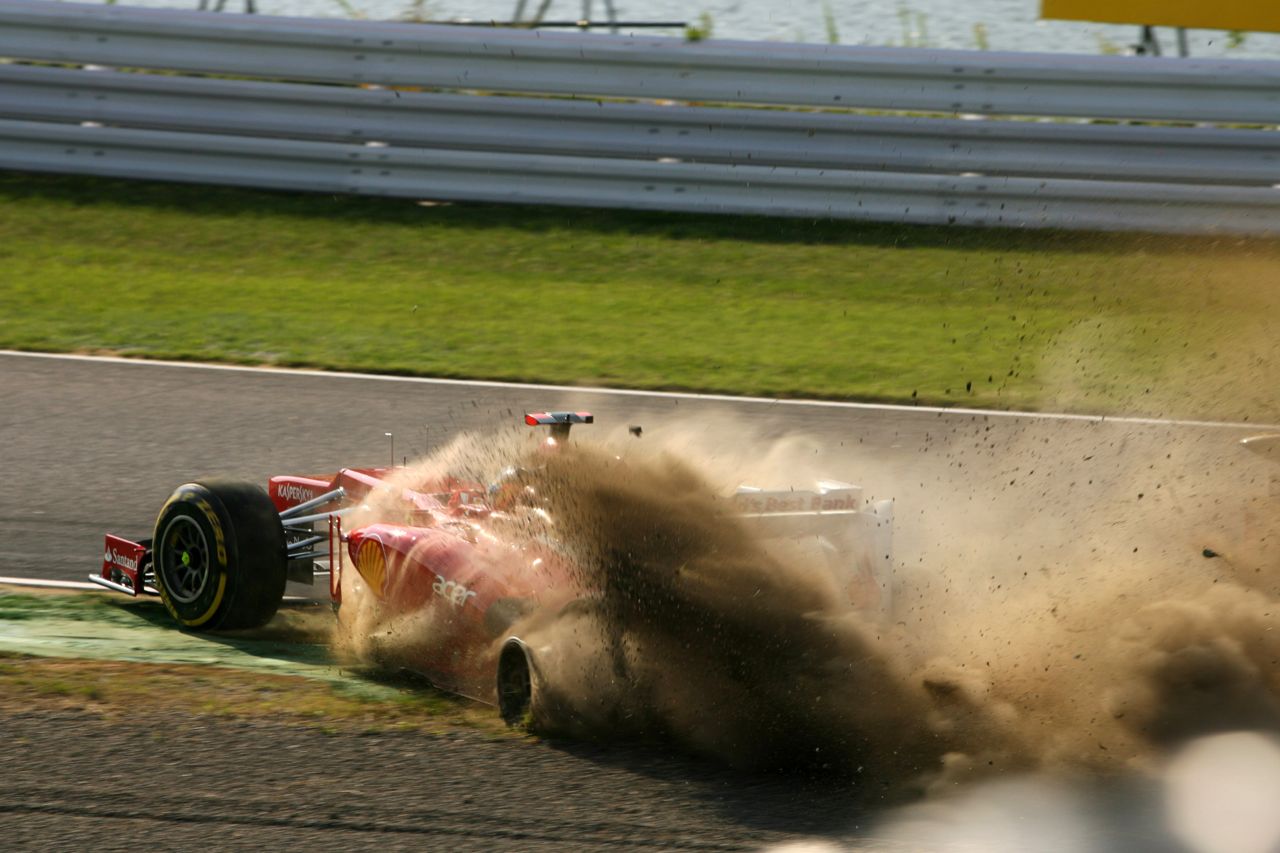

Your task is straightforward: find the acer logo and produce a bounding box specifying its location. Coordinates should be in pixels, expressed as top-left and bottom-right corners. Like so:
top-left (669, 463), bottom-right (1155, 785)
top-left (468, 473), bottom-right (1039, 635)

top-left (105, 548), bottom-right (139, 572)
top-left (278, 484), bottom-right (318, 504)
top-left (433, 575), bottom-right (477, 608)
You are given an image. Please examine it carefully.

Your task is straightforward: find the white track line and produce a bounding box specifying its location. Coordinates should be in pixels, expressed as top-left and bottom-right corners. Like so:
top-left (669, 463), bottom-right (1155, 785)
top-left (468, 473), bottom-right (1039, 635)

top-left (0, 576), bottom-right (315, 602)
top-left (3, 349), bottom-right (1274, 431)
top-left (0, 576), bottom-right (101, 591)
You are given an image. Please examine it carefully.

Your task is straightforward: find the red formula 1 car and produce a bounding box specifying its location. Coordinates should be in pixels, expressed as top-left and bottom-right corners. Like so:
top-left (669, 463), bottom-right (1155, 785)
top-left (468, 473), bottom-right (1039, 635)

top-left (94, 412), bottom-right (894, 723)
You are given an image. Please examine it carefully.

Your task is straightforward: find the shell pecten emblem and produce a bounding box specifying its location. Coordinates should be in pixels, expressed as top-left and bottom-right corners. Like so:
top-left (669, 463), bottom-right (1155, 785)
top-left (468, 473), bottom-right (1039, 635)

top-left (354, 538), bottom-right (387, 596)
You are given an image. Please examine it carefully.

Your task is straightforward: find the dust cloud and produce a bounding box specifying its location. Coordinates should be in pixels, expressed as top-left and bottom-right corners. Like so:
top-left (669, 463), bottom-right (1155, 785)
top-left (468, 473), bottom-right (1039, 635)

top-left (330, 427), bottom-right (534, 676)
top-left (330, 407), bottom-right (1280, 803)
top-left (508, 440), bottom-right (944, 779)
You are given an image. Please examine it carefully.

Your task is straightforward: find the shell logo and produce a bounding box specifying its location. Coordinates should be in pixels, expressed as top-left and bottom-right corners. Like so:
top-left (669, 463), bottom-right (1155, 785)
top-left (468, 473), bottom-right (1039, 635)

top-left (354, 538), bottom-right (387, 597)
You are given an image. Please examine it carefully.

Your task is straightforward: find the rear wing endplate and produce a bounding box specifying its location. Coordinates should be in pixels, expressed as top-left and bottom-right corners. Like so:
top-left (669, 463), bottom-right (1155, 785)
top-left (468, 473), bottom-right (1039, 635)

top-left (732, 481), bottom-right (893, 615)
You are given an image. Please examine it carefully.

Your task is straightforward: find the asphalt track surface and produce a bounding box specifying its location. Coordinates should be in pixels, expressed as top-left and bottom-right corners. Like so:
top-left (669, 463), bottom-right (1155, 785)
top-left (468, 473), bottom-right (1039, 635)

top-left (1, 708), bottom-right (905, 852)
top-left (0, 350), bottom-right (928, 583)
top-left (0, 350), bottom-right (1261, 587)
top-left (0, 350), bottom-right (1269, 851)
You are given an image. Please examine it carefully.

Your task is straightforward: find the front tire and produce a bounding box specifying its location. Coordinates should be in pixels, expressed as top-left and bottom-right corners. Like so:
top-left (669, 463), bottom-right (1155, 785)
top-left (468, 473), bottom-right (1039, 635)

top-left (153, 481), bottom-right (287, 631)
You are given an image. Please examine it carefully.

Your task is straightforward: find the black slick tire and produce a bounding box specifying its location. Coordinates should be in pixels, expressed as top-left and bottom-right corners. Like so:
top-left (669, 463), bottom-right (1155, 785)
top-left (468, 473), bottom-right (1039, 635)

top-left (152, 480), bottom-right (287, 631)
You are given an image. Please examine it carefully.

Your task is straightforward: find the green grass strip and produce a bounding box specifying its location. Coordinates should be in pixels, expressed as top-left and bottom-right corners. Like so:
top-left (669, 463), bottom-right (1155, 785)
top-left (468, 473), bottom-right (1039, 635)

top-left (2, 172), bottom-right (1276, 419)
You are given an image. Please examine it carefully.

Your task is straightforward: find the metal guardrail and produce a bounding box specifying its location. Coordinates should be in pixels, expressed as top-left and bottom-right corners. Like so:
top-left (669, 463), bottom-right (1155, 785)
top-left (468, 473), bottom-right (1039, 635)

top-left (1, 0), bottom-right (1279, 123)
top-left (0, 0), bottom-right (1277, 234)
top-left (3, 120), bottom-right (1276, 234)
top-left (4, 64), bottom-right (1278, 187)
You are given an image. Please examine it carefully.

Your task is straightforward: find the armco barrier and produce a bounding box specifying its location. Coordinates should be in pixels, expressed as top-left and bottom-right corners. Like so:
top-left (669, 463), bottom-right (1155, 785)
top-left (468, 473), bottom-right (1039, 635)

top-left (1, 0), bottom-right (1278, 122)
top-left (3, 120), bottom-right (1276, 234)
top-left (2, 64), bottom-right (1277, 187)
top-left (0, 0), bottom-right (1277, 234)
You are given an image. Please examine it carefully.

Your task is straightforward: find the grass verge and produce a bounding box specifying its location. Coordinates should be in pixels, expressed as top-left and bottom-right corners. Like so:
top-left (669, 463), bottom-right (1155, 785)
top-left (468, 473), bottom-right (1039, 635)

top-left (0, 653), bottom-right (507, 736)
top-left (0, 589), bottom-right (507, 736)
top-left (2, 172), bottom-right (1277, 418)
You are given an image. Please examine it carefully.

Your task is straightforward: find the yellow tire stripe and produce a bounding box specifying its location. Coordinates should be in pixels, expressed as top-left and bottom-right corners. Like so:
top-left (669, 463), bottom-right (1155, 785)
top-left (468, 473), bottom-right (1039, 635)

top-left (178, 572), bottom-right (227, 628)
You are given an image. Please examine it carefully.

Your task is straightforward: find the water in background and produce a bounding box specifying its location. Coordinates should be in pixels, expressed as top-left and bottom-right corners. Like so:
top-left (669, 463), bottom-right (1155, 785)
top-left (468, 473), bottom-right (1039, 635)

top-left (119, 0), bottom-right (1280, 59)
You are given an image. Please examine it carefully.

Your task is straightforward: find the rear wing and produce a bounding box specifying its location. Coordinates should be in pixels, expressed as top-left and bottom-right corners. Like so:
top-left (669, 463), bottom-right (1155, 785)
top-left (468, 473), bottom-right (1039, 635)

top-left (732, 481), bottom-right (893, 616)
top-left (525, 411), bottom-right (593, 441)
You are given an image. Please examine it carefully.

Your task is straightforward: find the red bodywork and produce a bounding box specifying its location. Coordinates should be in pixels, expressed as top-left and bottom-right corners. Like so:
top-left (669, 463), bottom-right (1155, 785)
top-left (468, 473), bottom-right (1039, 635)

top-left (94, 413), bottom-right (600, 707)
top-left (267, 462), bottom-right (576, 702)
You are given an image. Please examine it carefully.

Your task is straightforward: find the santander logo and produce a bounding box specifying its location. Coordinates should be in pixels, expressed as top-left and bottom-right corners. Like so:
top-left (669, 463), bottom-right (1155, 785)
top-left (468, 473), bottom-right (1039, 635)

top-left (105, 548), bottom-right (139, 572)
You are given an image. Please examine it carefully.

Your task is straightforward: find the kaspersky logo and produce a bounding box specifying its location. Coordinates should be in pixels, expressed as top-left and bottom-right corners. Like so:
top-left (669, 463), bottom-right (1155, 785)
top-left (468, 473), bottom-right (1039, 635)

top-left (105, 547), bottom-right (139, 572)
top-left (278, 484), bottom-right (318, 503)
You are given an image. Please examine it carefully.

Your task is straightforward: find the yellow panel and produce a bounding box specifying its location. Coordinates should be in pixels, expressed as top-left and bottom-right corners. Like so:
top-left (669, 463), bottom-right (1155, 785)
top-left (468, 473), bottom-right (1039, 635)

top-left (1042, 0), bottom-right (1280, 33)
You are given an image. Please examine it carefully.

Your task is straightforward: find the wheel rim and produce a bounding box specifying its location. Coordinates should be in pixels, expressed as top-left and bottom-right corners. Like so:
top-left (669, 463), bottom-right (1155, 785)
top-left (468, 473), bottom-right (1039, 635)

top-left (158, 515), bottom-right (212, 604)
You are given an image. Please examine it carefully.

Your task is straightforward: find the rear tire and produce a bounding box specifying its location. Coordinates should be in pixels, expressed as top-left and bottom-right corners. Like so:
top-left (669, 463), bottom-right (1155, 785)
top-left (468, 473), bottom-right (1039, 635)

top-left (497, 639), bottom-right (534, 726)
top-left (153, 481), bottom-right (287, 631)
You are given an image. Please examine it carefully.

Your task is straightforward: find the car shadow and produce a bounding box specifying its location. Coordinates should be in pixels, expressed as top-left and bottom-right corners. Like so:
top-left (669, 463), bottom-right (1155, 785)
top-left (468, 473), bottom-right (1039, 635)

top-left (107, 597), bottom-right (335, 669)
top-left (535, 733), bottom-right (879, 838)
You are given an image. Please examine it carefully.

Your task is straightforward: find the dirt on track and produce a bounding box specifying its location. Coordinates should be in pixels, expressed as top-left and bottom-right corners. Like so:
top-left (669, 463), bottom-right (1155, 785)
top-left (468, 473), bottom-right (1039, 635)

top-left (0, 659), bottom-right (884, 853)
